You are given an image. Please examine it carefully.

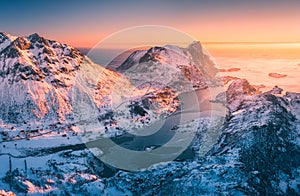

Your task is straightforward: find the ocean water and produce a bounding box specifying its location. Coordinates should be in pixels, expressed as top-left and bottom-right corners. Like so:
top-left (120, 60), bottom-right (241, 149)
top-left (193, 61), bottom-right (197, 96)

top-left (205, 43), bottom-right (300, 92)
top-left (86, 48), bottom-right (134, 68)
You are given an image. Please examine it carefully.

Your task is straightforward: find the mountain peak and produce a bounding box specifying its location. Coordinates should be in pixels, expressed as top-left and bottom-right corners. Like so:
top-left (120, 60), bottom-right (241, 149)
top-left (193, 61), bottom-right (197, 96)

top-left (27, 32), bottom-right (45, 43)
top-left (14, 36), bottom-right (31, 50)
top-left (0, 32), bottom-right (9, 37)
top-left (0, 32), bottom-right (16, 40)
top-left (0, 32), bottom-right (88, 123)
top-left (29, 32), bottom-right (41, 38)
top-left (0, 32), bottom-right (84, 84)
top-left (0, 32), bottom-right (17, 51)
top-left (187, 41), bottom-right (204, 54)
top-left (226, 79), bottom-right (257, 111)
top-left (188, 41), bottom-right (202, 48)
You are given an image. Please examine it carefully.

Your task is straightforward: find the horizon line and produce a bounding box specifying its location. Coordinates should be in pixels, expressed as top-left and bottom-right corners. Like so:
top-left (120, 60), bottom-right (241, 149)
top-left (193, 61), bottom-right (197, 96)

top-left (77, 41), bottom-right (300, 49)
top-left (202, 41), bottom-right (300, 44)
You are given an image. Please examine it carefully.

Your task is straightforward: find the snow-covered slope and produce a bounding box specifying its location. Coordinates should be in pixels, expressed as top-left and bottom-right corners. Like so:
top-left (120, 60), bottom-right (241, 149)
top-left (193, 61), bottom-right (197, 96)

top-left (110, 42), bottom-right (220, 91)
top-left (1, 32), bottom-right (299, 195)
top-left (0, 33), bottom-right (222, 141)
top-left (0, 32), bottom-right (17, 51)
top-left (103, 79), bottom-right (300, 195)
top-left (0, 33), bottom-right (85, 124)
top-left (0, 33), bottom-right (135, 127)
top-left (0, 34), bottom-right (217, 126)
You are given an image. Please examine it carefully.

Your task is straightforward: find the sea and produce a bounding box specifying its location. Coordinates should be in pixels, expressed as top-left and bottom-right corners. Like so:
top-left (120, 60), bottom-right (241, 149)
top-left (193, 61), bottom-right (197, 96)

top-left (205, 43), bottom-right (300, 92)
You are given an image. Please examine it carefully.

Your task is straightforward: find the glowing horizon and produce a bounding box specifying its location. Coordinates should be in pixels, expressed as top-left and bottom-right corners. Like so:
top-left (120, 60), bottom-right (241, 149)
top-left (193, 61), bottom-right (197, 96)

top-left (1, 0), bottom-right (300, 48)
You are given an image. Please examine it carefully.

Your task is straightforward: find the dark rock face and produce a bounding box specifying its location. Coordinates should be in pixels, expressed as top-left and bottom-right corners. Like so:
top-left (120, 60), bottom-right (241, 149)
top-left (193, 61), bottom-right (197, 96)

top-left (129, 102), bottom-right (148, 117)
top-left (239, 124), bottom-right (300, 195)
top-left (116, 50), bottom-right (147, 72)
top-left (206, 80), bottom-right (300, 195)
top-left (215, 97), bottom-right (297, 194)
top-left (138, 47), bottom-right (167, 64)
top-left (15, 37), bottom-right (31, 50)
top-left (2, 46), bottom-right (20, 58)
top-left (0, 32), bottom-right (9, 42)
top-left (266, 85), bottom-right (283, 95)
top-left (187, 41), bottom-right (219, 82)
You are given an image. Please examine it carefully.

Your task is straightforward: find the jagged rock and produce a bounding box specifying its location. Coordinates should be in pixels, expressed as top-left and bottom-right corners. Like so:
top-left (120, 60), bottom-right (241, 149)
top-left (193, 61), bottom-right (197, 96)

top-left (225, 79), bottom-right (257, 112)
top-left (1, 32), bottom-right (299, 195)
top-left (265, 85), bottom-right (283, 95)
top-left (103, 78), bottom-right (300, 195)
top-left (110, 41), bottom-right (221, 91)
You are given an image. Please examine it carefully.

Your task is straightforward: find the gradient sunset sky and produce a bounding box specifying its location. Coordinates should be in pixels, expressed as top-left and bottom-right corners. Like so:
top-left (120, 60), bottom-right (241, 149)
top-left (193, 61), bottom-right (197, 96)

top-left (1, 0), bottom-right (300, 48)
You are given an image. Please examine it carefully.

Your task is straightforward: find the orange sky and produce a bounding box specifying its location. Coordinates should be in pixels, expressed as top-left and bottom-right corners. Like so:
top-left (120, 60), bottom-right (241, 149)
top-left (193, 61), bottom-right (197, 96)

top-left (56, 2), bottom-right (300, 48)
top-left (2, 0), bottom-right (300, 48)
top-left (58, 13), bottom-right (300, 48)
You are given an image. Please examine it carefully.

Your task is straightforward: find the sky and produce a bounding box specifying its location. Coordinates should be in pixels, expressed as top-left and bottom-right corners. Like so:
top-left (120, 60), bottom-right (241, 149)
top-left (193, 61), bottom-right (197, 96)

top-left (1, 0), bottom-right (300, 48)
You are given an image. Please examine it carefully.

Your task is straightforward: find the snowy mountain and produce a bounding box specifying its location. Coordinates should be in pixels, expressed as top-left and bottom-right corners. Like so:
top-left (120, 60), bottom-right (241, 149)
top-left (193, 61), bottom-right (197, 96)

top-left (0, 32), bottom-right (17, 51)
top-left (103, 79), bottom-right (300, 195)
top-left (0, 33), bottom-right (216, 127)
top-left (0, 33), bottom-right (299, 195)
top-left (0, 33), bottom-right (222, 142)
top-left (109, 42), bottom-right (220, 91)
top-left (0, 32), bottom-right (84, 124)
top-left (0, 33), bottom-right (138, 129)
